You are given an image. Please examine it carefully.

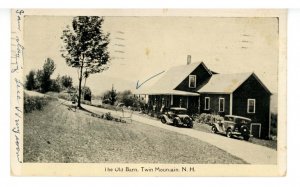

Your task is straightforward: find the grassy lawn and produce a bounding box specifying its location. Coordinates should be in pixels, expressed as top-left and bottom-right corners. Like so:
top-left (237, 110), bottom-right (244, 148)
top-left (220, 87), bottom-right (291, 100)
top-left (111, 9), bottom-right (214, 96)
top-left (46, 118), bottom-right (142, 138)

top-left (24, 99), bottom-right (246, 164)
top-left (193, 122), bottom-right (277, 150)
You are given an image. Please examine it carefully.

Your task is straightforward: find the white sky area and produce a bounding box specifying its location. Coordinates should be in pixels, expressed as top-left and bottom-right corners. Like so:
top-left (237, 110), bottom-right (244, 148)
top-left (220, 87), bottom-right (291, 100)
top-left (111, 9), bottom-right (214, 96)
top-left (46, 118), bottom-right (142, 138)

top-left (24, 16), bottom-right (278, 95)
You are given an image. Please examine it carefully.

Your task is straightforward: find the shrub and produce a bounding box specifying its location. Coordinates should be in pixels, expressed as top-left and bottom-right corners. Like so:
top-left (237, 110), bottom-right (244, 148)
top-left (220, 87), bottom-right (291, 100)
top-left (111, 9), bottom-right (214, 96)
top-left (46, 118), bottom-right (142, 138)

top-left (196, 113), bottom-right (224, 125)
top-left (50, 79), bottom-right (61, 92)
top-left (82, 87), bottom-right (92, 102)
top-left (24, 94), bottom-right (56, 113)
top-left (60, 75), bottom-right (73, 89)
top-left (105, 112), bottom-right (113, 120)
top-left (90, 112), bottom-right (126, 123)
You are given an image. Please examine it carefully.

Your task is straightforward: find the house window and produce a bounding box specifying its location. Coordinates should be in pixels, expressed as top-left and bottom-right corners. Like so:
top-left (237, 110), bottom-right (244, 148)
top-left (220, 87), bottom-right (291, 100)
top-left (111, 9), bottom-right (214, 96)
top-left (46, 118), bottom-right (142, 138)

top-left (204, 97), bottom-right (210, 110)
top-left (219, 98), bottom-right (225, 112)
top-left (247, 99), bottom-right (256, 113)
top-left (189, 75), bottom-right (196, 88)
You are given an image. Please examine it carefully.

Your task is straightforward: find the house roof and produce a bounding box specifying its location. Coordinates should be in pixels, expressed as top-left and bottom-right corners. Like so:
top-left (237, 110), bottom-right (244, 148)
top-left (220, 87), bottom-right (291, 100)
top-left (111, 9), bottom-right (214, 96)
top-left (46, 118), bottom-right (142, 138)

top-left (135, 61), bottom-right (271, 96)
top-left (198, 72), bottom-right (252, 93)
top-left (135, 89), bottom-right (199, 96)
top-left (151, 62), bottom-right (210, 91)
top-left (135, 62), bottom-right (209, 96)
top-left (198, 72), bottom-right (271, 94)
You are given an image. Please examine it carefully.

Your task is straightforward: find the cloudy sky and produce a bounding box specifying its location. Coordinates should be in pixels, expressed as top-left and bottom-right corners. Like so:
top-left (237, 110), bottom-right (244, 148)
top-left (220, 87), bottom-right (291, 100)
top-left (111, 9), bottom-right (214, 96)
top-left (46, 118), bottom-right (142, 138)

top-left (24, 16), bottom-right (278, 95)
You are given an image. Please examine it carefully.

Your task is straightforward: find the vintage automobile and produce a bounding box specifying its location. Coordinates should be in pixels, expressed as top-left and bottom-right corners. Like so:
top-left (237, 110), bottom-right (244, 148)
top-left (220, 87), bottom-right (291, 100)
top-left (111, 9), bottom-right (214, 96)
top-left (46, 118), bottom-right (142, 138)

top-left (211, 115), bottom-right (252, 141)
top-left (160, 107), bottom-right (193, 128)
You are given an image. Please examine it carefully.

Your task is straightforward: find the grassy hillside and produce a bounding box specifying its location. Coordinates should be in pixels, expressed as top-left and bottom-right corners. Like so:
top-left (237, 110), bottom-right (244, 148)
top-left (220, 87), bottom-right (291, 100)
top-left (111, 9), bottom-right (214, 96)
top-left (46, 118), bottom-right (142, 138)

top-left (24, 98), bottom-right (246, 164)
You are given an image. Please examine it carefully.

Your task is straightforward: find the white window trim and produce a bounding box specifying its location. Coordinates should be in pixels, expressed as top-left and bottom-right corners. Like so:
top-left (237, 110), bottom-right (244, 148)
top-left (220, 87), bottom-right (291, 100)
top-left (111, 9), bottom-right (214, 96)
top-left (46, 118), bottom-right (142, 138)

top-left (188, 75), bottom-right (196, 88)
top-left (219, 98), bottom-right (225, 112)
top-left (250, 123), bottom-right (261, 138)
top-left (204, 97), bottom-right (210, 110)
top-left (247, 99), bottom-right (256, 113)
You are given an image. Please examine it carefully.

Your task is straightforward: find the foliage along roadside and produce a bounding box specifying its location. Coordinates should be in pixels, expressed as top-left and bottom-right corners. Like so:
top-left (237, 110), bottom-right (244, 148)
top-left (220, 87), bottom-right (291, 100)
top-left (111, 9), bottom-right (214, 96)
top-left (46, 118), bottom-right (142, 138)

top-left (24, 93), bottom-right (57, 113)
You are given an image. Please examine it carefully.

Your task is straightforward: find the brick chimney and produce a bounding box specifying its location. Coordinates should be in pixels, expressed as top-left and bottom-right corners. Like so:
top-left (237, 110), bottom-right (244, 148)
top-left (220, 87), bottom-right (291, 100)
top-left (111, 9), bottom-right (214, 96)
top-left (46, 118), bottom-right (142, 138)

top-left (187, 55), bottom-right (191, 65)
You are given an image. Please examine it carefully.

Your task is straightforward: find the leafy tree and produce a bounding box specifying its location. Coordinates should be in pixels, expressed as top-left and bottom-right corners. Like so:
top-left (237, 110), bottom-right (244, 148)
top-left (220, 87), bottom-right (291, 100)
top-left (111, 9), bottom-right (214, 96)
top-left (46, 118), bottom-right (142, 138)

top-left (109, 85), bottom-right (117, 105)
top-left (60, 75), bottom-right (73, 89)
top-left (61, 16), bottom-right (110, 108)
top-left (118, 90), bottom-right (145, 108)
top-left (39, 58), bottom-right (56, 93)
top-left (101, 90), bottom-right (110, 100)
top-left (101, 85), bottom-right (117, 105)
top-left (118, 90), bottom-right (134, 106)
top-left (25, 70), bottom-right (36, 90)
top-left (51, 75), bottom-right (61, 92)
top-left (35, 69), bottom-right (44, 91)
top-left (82, 86), bottom-right (92, 101)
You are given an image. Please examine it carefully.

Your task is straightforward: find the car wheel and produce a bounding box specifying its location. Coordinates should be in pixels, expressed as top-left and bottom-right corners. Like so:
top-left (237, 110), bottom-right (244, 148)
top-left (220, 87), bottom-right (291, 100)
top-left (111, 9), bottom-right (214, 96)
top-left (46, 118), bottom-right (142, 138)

top-left (211, 126), bottom-right (217, 133)
top-left (243, 135), bottom-right (250, 141)
top-left (161, 117), bottom-right (166, 124)
top-left (226, 129), bottom-right (233, 138)
top-left (173, 119), bottom-right (179, 127)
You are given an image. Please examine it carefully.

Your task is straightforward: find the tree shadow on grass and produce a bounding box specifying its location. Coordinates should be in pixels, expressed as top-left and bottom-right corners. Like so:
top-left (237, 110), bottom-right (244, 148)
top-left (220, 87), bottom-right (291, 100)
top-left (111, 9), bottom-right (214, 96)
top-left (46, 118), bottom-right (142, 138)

top-left (78, 107), bottom-right (103, 117)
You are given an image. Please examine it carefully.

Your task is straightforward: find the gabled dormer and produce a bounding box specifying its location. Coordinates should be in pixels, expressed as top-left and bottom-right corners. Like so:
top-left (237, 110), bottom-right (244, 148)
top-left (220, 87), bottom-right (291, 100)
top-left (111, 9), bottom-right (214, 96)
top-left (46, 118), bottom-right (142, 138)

top-left (175, 60), bottom-right (213, 92)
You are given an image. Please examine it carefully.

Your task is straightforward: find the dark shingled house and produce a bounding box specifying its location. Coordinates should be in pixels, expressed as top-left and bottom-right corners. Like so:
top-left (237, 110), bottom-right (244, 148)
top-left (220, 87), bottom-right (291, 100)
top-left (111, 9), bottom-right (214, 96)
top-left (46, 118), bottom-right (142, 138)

top-left (135, 58), bottom-right (272, 139)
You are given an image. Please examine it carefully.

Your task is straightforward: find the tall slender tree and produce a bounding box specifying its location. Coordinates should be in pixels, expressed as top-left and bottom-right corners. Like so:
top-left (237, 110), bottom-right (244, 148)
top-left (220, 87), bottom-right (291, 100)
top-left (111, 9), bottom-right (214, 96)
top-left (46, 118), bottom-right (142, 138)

top-left (61, 16), bottom-right (110, 108)
top-left (40, 58), bottom-right (56, 93)
top-left (109, 84), bottom-right (117, 105)
top-left (25, 70), bottom-right (36, 90)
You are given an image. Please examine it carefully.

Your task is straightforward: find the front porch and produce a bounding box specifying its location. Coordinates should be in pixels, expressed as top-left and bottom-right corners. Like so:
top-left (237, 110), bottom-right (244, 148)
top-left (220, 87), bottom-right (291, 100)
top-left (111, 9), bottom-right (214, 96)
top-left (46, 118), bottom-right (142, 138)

top-left (147, 94), bottom-right (200, 114)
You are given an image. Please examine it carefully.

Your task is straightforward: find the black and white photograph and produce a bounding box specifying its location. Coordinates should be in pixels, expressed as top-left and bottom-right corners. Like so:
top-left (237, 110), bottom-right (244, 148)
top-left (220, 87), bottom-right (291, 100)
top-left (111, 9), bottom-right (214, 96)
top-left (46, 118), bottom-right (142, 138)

top-left (10, 9), bottom-right (287, 176)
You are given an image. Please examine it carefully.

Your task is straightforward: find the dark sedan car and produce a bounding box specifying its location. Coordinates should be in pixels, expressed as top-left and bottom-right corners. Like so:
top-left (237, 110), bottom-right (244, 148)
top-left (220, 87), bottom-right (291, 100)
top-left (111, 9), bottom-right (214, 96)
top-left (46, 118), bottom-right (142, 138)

top-left (211, 115), bottom-right (252, 141)
top-left (160, 107), bottom-right (193, 128)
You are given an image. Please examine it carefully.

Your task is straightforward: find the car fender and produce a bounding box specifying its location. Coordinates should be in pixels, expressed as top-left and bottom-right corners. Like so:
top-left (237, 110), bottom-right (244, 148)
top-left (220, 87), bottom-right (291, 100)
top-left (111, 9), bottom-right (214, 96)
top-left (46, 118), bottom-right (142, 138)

top-left (161, 114), bottom-right (173, 124)
top-left (174, 117), bottom-right (183, 124)
top-left (213, 123), bottom-right (223, 132)
top-left (225, 122), bottom-right (236, 130)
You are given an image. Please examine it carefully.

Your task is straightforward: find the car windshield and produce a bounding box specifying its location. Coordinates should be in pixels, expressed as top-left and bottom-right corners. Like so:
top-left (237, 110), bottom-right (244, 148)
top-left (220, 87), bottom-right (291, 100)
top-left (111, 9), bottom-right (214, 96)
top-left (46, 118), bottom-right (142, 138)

top-left (225, 116), bottom-right (251, 124)
top-left (225, 116), bottom-right (234, 121)
top-left (171, 109), bottom-right (187, 115)
top-left (235, 118), bottom-right (251, 124)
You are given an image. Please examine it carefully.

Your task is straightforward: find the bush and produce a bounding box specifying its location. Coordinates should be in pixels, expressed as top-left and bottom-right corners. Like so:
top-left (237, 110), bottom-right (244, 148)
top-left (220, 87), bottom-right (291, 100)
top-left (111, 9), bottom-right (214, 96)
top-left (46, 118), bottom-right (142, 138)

top-left (104, 112), bottom-right (113, 120)
top-left (50, 79), bottom-right (61, 92)
top-left (60, 75), bottom-right (73, 89)
top-left (82, 87), bottom-right (92, 102)
top-left (196, 113), bottom-right (224, 125)
top-left (90, 112), bottom-right (126, 123)
top-left (24, 94), bottom-right (56, 113)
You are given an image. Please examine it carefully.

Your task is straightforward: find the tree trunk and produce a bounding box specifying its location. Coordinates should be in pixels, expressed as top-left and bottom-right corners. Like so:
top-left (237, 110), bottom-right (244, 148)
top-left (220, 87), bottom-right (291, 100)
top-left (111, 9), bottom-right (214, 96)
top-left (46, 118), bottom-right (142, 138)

top-left (77, 74), bottom-right (82, 108)
top-left (77, 59), bottom-right (84, 108)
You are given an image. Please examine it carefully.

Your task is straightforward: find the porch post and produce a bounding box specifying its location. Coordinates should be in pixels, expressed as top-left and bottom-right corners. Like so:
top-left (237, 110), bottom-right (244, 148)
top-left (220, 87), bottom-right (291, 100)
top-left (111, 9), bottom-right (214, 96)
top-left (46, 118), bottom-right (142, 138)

top-left (229, 93), bottom-right (233, 115)
top-left (186, 97), bottom-right (189, 108)
top-left (179, 97), bottom-right (182, 108)
top-left (171, 95), bottom-right (173, 105)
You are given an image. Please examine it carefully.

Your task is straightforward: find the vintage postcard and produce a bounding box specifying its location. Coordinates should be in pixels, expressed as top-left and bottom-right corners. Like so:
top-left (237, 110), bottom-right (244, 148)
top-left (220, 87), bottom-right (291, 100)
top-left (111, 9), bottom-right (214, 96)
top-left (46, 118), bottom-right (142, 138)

top-left (11, 9), bottom-right (287, 176)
